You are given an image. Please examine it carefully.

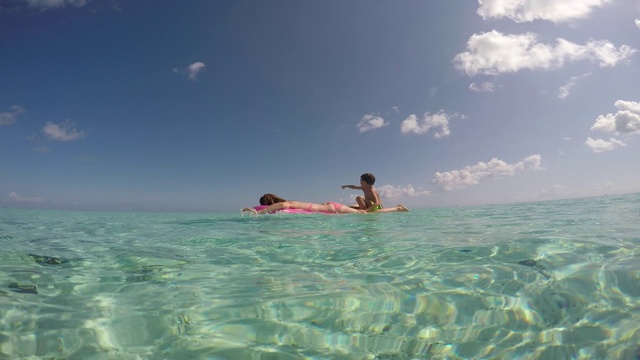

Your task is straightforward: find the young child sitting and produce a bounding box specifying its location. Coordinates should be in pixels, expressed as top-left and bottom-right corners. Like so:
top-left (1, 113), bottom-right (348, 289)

top-left (341, 173), bottom-right (383, 212)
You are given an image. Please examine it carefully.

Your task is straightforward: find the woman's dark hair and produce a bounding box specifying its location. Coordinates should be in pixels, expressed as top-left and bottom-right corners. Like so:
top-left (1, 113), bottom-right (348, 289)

top-left (259, 194), bottom-right (286, 205)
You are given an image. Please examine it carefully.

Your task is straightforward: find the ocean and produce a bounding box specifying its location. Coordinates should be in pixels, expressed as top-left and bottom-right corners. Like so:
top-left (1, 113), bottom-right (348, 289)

top-left (1, 193), bottom-right (639, 359)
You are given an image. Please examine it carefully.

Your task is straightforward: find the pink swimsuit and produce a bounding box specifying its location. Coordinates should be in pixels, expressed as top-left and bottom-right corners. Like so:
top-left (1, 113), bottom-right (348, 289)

top-left (326, 202), bottom-right (343, 213)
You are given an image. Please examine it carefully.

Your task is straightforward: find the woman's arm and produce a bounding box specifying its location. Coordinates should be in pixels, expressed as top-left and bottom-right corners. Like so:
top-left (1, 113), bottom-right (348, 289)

top-left (256, 202), bottom-right (288, 214)
top-left (242, 202), bottom-right (289, 214)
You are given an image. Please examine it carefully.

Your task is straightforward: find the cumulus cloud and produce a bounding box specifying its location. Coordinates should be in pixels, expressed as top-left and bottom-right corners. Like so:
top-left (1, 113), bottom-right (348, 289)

top-left (431, 154), bottom-right (543, 191)
top-left (401, 110), bottom-right (465, 138)
top-left (378, 184), bottom-right (430, 199)
top-left (585, 137), bottom-right (626, 152)
top-left (42, 120), bottom-right (86, 141)
top-left (357, 114), bottom-right (389, 133)
top-left (590, 100), bottom-right (640, 135)
top-left (585, 101), bottom-right (638, 153)
top-left (25, 0), bottom-right (87, 9)
top-left (0, 106), bottom-right (26, 126)
top-left (454, 31), bottom-right (635, 77)
top-left (469, 82), bottom-right (496, 92)
top-left (173, 62), bottom-right (206, 81)
top-left (636, 19), bottom-right (640, 28)
top-left (558, 73), bottom-right (591, 99)
top-left (477, 0), bottom-right (613, 23)
top-left (7, 191), bottom-right (44, 204)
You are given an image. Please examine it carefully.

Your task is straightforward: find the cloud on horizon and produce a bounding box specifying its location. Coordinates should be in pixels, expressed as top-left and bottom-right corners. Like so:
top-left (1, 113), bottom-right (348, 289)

top-left (538, 181), bottom-right (613, 198)
top-left (7, 191), bottom-right (44, 204)
top-left (401, 110), bottom-right (465, 138)
top-left (454, 31), bottom-right (635, 77)
top-left (0, 106), bottom-right (26, 126)
top-left (477, 0), bottom-right (612, 23)
top-left (42, 120), bottom-right (86, 141)
top-left (378, 184), bottom-right (430, 199)
top-left (431, 154), bottom-right (543, 191)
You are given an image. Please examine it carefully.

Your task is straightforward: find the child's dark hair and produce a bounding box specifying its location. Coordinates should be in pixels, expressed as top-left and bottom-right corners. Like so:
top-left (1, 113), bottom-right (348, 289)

top-left (259, 194), bottom-right (286, 205)
top-left (360, 173), bottom-right (376, 185)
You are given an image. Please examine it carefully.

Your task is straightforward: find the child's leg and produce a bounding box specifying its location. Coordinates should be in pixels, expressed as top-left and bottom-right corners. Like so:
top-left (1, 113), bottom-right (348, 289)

top-left (375, 205), bottom-right (409, 212)
top-left (355, 196), bottom-right (367, 209)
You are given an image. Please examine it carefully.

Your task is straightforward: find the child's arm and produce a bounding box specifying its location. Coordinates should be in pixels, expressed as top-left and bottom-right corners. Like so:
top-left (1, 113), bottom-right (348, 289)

top-left (341, 184), bottom-right (362, 190)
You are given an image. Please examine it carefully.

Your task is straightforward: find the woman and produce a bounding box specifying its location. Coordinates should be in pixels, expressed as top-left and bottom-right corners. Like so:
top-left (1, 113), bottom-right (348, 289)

top-left (243, 194), bottom-right (408, 214)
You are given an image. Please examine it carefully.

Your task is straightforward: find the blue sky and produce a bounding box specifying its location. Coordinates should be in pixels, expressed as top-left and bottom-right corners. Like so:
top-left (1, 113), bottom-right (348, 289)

top-left (1, 0), bottom-right (639, 212)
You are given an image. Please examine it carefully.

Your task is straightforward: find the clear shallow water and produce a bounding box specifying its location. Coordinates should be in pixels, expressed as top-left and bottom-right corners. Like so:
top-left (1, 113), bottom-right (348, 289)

top-left (1, 194), bottom-right (639, 359)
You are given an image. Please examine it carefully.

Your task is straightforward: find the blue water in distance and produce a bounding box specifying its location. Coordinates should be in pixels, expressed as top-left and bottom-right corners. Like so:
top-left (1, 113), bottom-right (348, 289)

top-left (1, 193), bottom-right (639, 359)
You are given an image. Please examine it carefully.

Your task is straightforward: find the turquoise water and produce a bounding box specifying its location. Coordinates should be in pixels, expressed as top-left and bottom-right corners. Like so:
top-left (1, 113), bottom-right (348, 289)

top-left (1, 194), bottom-right (640, 359)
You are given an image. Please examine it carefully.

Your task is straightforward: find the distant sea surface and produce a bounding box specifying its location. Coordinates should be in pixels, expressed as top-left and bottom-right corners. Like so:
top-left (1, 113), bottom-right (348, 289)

top-left (1, 193), bottom-right (639, 359)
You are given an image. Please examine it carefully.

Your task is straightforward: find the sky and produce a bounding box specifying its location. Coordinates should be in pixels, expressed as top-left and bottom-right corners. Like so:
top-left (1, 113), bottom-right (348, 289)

top-left (1, 0), bottom-right (639, 212)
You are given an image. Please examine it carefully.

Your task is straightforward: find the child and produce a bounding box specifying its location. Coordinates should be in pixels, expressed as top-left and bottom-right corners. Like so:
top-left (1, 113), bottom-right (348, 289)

top-left (341, 173), bottom-right (383, 212)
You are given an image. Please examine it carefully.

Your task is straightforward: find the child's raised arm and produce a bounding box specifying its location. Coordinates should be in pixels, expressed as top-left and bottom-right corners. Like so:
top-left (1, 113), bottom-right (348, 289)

top-left (341, 184), bottom-right (362, 190)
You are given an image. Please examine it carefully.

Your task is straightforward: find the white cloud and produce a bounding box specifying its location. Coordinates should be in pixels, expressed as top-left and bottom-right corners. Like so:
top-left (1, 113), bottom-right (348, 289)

top-left (636, 19), bottom-right (640, 28)
top-left (477, 0), bottom-right (612, 23)
top-left (378, 184), bottom-right (430, 199)
top-left (7, 191), bottom-right (44, 203)
top-left (590, 100), bottom-right (640, 134)
top-left (616, 100), bottom-right (640, 114)
top-left (558, 73), bottom-right (591, 99)
top-left (454, 31), bottom-right (635, 76)
top-left (469, 82), bottom-right (495, 92)
top-left (357, 114), bottom-right (389, 133)
top-left (587, 99), bottom-right (640, 152)
top-left (173, 62), bottom-right (206, 81)
top-left (585, 137), bottom-right (626, 152)
top-left (0, 105), bottom-right (26, 126)
top-left (431, 154), bottom-right (543, 191)
top-left (187, 62), bottom-right (206, 80)
top-left (42, 120), bottom-right (86, 141)
top-left (25, 0), bottom-right (87, 9)
top-left (401, 110), bottom-right (465, 138)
